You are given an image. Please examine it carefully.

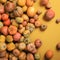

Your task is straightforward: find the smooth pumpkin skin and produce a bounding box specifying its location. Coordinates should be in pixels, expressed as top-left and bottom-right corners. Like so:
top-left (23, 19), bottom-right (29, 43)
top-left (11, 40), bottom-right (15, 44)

top-left (27, 7), bottom-right (36, 17)
top-left (45, 50), bottom-right (53, 59)
top-left (26, 0), bottom-right (34, 7)
top-left (17, 0), bottom-right (26, 6)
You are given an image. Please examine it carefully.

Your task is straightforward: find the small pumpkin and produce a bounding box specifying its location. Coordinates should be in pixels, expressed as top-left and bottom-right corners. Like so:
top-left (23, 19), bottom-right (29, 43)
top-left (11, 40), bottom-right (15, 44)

top-left (5, 1), bottom-right (15, 12)
top-left (13, 6), bottom-right (23, 17)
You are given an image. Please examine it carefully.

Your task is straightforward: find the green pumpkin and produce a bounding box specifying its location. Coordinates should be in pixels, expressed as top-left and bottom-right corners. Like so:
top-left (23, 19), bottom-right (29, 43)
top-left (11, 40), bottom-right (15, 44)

top-left (34, 53), bottom-right (40, 60)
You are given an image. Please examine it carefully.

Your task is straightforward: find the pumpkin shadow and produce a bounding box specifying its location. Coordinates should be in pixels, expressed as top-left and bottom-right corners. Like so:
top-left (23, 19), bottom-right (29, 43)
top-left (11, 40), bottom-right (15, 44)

top-left (44, 55), bottom-right (50, 60)
top-left (43, 14), bottom-right (51, 22)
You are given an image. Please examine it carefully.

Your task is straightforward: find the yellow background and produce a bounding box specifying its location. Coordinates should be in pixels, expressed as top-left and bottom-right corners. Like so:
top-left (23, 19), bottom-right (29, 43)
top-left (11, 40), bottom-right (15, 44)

top-left (29, 0), bottom-right (60, 60)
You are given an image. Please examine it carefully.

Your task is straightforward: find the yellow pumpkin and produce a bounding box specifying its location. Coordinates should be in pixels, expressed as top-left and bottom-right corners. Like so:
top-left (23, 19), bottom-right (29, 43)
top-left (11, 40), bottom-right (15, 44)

top-left (27, 7), bottom-right (36, 17)
top-left (17, 0), bottom-right (26, 6)
top-left (0, 35), bottom-right (5, 43)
